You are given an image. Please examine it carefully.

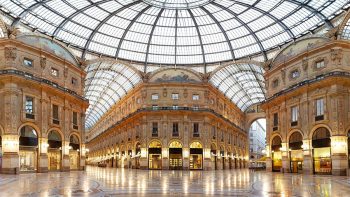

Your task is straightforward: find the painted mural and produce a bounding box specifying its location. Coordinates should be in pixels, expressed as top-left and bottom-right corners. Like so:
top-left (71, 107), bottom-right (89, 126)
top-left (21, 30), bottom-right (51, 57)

top-left (16, 34), bottom-right (78, 66)
top-left (273, 37), bottom-right (328, 65)
top-left (149, 69), bottom-right (201, 83)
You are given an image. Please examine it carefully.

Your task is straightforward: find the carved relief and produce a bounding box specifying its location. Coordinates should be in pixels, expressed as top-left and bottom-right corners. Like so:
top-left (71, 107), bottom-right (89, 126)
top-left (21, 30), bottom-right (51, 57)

top-left (183, 89), bottom-right (188, 98)
top-left (4, 47), bottom-right (17, 61)
top-left (302, 58), bottom-right (308, 71)
top-left (330, 48), bottom-right (342, 65)
top-left (40, 56), bottom-right (47, 69)
top-left (281, 69), bottom-right (286, 83)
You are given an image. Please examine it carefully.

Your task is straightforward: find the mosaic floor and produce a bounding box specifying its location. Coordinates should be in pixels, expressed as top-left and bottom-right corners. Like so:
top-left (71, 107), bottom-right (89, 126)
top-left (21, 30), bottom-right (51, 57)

top-left (0, 166), bottom-right (350, 196)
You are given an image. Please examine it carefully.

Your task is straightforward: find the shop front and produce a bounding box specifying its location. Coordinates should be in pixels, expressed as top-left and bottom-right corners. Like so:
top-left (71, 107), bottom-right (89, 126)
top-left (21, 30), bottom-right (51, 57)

top-left (48, 130), bottom-right (62, 171)
top-left (69, 134), bottom-right (80, 170)
top-left (169, 141), bottom-right (183, 170)
top-left (19, 126), bottom-right (38, 172)
top-left (271, 136), bottom-right (282, 172)
top-left (189, 142), bottom-right (203, 170)
top-left (227, 151), bottom-right (232, 169)
top-left (148, 140), bottom-right (162, 169)
top-left (312, 127), bottom-right (332, 175)
top-left (289, 132), bottom-right (303, 173)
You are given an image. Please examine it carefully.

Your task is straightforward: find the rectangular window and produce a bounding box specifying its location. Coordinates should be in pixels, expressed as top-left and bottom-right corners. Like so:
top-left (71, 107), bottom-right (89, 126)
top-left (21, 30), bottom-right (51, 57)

top-left (73, 112), bottom-right (78, 129)
top-left (71, 77), bottom-right (77, 86)
top-left (52, 104), bottom-right (59, 124)
top-left (173, 122), bottom-right (179, 136)
top-left (193, 123), bottom-right (199, 137)
top-left (51, 68), bottom-right (59, 77)
top-left (172, 93), bottom-right (179, 100)
top-left (221, 131), bottom-right (224, 142)
top-left (291, 106), bottom-right (298, 123)
top-left (193, 105), bottom-right (199, 110)
top-left (151, 94), bottom-right (159, 100)
top-left (25, 96), bottom-right (35, 119)
top-left (152, 122), bottom-right (158, 137)
top-left (25, 96), bottom-right (34, 114)
top-left (316, 60), bottom-right (325, 69)
top-left (192, 94), bottom-right (199, 100)
top-left (23, 58), bottom-right (33, 67)
top-left (316, 98), bottom-right (324, 118)
top-left (273, 113), bottom-right (278, 127)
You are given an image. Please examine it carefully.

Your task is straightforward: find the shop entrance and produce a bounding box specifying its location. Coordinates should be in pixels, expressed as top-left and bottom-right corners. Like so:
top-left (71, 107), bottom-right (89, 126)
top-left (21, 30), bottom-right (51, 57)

top-left (227, 152), bottom-right (232, 169)
top-left (289, 132), bottom-right (303, 173)
top-left (271, 136), bottom-right (282, 172)
top-left (19, 126), bottom-right (38, 172)
top-left (189, 142), bottom-right (203, 170)
top-left (48, 130), bottom-right (62, 171)
top-left (148, 141), bottom-right (162, 170)
top-left (169, 141), bottom-right (182, 170)
top-left (312, 127), bottom-right (331, 175)
top-left (69, 134), bottom-right (80, 170)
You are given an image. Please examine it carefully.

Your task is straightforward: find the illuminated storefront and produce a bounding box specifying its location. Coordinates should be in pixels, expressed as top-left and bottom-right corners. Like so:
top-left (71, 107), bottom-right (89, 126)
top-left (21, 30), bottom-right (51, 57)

top-left (148, 141), bottom-right (162, 170)
top-left (289, 132), bottom-right (303, 173)
top-left (271, 136), bottom-right (282, 172)
top-left (19, 126), bottom-right (38, 172)
top-left (169, 141), bottom-right (183, 170)
top-left (220, 146), bottom-right (225, 169)
top-left (69, 135), bottom-right (80, 170)
top-left (48, 130), bottom-right (62, 171)
top-left (134, 142), bottom-right (141, 169)
top-left (189, 142), bottom-right (203, 170)
top-left (312, 127), bottom-right (331, 175)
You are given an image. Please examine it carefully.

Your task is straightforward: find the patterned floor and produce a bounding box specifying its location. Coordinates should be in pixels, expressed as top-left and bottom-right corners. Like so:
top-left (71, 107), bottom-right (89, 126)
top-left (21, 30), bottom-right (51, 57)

top-left (0, 166), bottom-right (350, 196)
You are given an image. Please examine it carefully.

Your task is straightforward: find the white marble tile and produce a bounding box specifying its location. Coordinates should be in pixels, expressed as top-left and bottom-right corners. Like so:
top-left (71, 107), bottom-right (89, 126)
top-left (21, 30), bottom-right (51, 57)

top-left (0, 166), bottom-right (349, 196)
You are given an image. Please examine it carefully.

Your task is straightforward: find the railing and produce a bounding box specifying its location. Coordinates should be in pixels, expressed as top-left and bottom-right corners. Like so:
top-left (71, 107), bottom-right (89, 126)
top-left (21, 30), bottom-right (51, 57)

top-left (88, 106), bottom-right (246, 142)
top-left (265, 71), bottom-right (350, 102)
top-left (0, 69), bottom-right (87, 101)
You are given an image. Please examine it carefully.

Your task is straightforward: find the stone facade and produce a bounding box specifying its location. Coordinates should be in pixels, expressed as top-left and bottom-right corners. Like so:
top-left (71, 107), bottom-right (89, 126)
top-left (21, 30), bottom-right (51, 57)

top-left (0, 35), bottom-right (88, 174)
top-left (262, 37), bottom-right (350, 176)
top-left (86, 68), bottom-right (249, 170)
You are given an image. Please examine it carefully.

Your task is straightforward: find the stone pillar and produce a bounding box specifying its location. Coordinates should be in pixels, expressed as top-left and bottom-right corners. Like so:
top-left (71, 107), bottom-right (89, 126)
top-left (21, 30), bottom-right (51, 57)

top-left (1, 134), bottom-right (19, 174)
top-left (62, 141), bottom-right (70, 171)
top-left (80, 144), bottom-right (86, 170)
top-left (302, 139), bottom-right (313, 174)
top-left (224, 158), bottom-right (229, 169)
top-left (38, 138), bottom-right (48, 173)
top-left (203, 148), bottom-right (211, 170)
top-left (331, 136), bottom-right (348, 176)
top-left (217, 158), bottom-right (222, 170)
top-left (265, 145), bottom-right (272, 172)
top-left (183, 148), bottom-right (189, 170)
top-left (162, 147), bottom-right (169, 170)
top-left (281, 143), bottom-right (290, 173)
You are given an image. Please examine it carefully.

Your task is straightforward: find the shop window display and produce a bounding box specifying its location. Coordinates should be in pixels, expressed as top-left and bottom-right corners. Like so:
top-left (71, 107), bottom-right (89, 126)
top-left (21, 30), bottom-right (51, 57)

top-left (69, 135), bottom-right (80, 170)
top-left (19, 126), bottom-right (38, 172)
top-left (312, 127), bottom-right (331, 175)
top-left (189, 142), bottom-right (203, 170)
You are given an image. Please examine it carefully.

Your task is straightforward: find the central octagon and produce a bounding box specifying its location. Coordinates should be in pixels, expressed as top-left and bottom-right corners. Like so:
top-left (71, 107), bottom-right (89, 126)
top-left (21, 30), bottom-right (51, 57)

top-left (142, 0), bottom-right (213, 9)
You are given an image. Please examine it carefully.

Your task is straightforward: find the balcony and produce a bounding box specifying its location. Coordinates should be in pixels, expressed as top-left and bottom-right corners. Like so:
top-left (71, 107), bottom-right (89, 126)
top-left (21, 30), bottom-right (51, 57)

top-left (73, 124), bottom-right (78, 130)
top-left (315, 115), bottom-right (324, 121)
top-left (193, 133), bottom-right (200, 137)
top-left (291, 121), bottom-right (298, 127)
top-left (273, 126), bottom-right (278, 131)
top-left (53, 119), bottom-right (60, 125)
top-left (25, 113), bottom-right (35, 120)
top-left (152, 133), bottom-right (158, 137)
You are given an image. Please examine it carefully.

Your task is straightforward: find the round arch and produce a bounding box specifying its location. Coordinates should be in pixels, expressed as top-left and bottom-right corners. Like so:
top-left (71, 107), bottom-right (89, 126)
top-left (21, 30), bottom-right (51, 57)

top-left (69, 132), bottom-right (81, 144)
top-left (18, 122), bottom-right (41, 138)
top-left (168, 140), bottom-right (183, 148)
top-left (270, 133), bottom-right (283, 146)
top-left (309, 124), bottom-right (332, 139)
top-left (47, 128), bottom-right (64, 141)
top-left (148, 140), bottom-right (162, 148)
top-left (287, 129), bottom-right (304, 143)
top-left (189, 141), bottom-right (203, 149)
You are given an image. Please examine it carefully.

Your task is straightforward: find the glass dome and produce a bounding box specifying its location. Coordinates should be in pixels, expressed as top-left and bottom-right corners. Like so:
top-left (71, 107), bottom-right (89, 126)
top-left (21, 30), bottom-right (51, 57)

top-left (0, 0), bottom-right (348, 66)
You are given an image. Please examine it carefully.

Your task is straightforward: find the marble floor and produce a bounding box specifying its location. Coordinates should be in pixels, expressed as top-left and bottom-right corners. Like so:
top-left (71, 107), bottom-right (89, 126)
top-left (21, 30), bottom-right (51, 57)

top-left (0, 166), bottom-right (350, 197)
